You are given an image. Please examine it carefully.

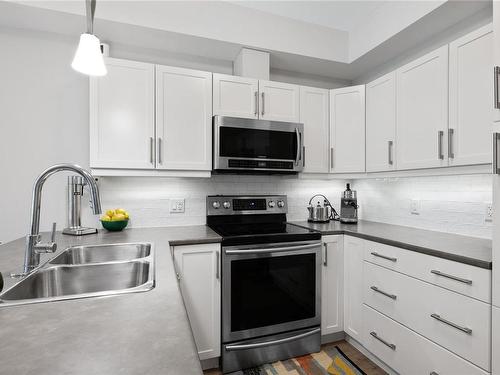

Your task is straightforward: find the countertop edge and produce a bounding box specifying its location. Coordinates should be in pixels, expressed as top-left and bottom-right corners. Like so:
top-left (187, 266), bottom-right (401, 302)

top-left (290, 223), bottom-right (492, 270)
top-left (168, 237), bottom-right (222, 246)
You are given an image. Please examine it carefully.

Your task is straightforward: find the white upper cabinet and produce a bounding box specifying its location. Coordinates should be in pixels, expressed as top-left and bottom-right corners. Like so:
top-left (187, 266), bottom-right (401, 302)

top-left (156, 65), bottom-right (212, 171)
top-left (396, 46), bottom-right (449, 170)
top-left (259, 80), bottom-right (300, 122)
top-left (299, 86), bottom-right (330, 173)
top-left (321, 236), bottom-right (344, 335)
top-left (330, 85), bottom-right (366, 173)
top-left (90, 58), bottom-right (155, 169)
top-left (213, 73), bottom-right (258, 119)
top-left (494, 4), bottom-right (500, 123)
top-left (366, 72), bottom-right (397, 172)
top-left (449, 24), bottom-right (493, 166)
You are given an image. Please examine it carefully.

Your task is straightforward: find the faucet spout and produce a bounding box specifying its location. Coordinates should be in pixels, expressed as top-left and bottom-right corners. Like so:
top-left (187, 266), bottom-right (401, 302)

top-left (24, 164), bottom-right (102, 274)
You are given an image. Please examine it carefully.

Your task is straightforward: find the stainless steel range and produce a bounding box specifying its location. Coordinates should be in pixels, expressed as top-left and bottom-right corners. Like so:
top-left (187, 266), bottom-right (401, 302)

top-left (206, 195), bottom-right (322, 373)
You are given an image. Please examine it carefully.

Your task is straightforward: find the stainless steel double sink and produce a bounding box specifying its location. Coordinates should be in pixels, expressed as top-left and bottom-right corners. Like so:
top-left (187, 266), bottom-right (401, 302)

top-left (0, 243), bottom-right (155, 307)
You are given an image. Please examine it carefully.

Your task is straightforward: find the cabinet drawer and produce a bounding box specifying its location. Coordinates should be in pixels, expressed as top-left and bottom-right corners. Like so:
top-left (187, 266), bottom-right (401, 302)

top-left (363, 261), bottom-right (491, 370)
top-left (363, 304), bottom-right (489, 375)
top-left (364, 239), bottom-right (491, 303)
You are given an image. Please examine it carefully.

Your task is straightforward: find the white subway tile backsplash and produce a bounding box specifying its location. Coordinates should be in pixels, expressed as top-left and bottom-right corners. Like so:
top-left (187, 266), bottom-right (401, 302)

top-left (93, 174), bottom-right (492, 239)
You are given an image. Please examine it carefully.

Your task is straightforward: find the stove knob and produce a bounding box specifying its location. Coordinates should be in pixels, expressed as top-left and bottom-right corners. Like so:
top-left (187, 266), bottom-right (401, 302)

top-left (277, 200), bottom-right (285, 208)
top-left (223, 201), bottom-right (231, 209)
top-left (212, 201), bottom-right (221, 209)
top-left (268, 201), bottom-right (276, 208)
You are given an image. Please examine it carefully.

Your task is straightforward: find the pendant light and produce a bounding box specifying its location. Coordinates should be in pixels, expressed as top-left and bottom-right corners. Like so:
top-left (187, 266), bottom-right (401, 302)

top-left (71, 0), bottom-right (107, 76)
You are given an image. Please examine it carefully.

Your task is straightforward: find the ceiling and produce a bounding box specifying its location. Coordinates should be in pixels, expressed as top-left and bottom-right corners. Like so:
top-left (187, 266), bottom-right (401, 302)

top-left (231, 0), bottom-right (407, 32)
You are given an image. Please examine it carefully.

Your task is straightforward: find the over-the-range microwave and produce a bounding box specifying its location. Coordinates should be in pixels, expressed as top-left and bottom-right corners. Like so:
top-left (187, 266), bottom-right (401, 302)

top-left (213, 115), bottom-right (304, 174)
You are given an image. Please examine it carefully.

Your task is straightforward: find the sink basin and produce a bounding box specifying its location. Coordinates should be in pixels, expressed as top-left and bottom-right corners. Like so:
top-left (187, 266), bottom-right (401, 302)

top-left (50, 243), bottom-right (151, 265)
top-left (0, 243), bottom-right (155, 307)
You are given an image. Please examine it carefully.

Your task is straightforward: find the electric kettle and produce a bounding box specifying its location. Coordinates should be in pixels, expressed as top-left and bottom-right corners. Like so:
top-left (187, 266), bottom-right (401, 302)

top-left (307, 194), bottom-right (337, 223)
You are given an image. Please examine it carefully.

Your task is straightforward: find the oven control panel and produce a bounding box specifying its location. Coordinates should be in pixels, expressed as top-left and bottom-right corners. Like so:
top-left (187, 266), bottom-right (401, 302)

top-left (207, 195), bottom-right (287, 216)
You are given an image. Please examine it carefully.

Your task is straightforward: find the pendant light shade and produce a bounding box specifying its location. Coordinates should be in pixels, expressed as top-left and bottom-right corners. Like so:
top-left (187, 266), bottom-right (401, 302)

top-left (72, 33), bottom-right (107, 76)
top-left (71, 0), bottom-right (107, 76)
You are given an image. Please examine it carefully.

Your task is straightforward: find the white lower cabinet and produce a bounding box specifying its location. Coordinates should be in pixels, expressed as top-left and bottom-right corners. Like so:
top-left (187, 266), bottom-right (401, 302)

top-left (343, 236), bottom-right (364, 342)
top-left (363, 304), bottom-right (489, 375)
top-left (172, 243), bottom-right (221, 360)
top-left (321, 235), bottom-right (344, 335)
top-left (364, 260), bottom-right (491, 370)
top-left (493, 306), bottom-right (500, 375)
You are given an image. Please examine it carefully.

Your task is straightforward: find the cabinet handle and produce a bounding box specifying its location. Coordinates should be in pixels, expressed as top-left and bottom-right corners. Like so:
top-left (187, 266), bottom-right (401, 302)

top-left (261, 92), bottom-right (265, 116)
top-left (370, 252), bottom-right (397, 262)
top-left (493, 133), bottom-right (500, 174)
top-left (494, 66), bottom-right (500, 109)
top-left (330, 147), bottom-right (334, 170)
top-left (430, 313), bottom-right (472, 335)
top-left (438, 130), bottom-right (444, 160)
top-left (448, 129), bottom-right (454, 159)
top-left (430, 372), bottom-right (439, 375)
top-left (370, 331), bottom-right (396, 350)
top-left (149, 137), bottom-right (154, 164)
top-left (370, 286), bottom-right (397, 300)
top-left (303, 146), bottom-right (306, 167)
top-left (430, 270), bottom-right (472, 285)
top-left (157, 137), bottom-right (162, 165)
top-left (216, 250), bottom-right (220, 280)
top-left (388, 140), bottom-right (393, 165)
top-left (323, 243), bottom-right (328, 266)
top-left (254, 91), bottom-right (259, 116)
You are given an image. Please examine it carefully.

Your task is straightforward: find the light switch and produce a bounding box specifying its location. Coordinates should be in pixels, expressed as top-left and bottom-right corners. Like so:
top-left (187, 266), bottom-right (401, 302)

top-left (170, 198), bottom-right (185, 213)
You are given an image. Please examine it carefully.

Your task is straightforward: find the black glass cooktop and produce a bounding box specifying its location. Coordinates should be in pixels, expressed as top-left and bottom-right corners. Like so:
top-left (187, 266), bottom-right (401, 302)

top-left (207, 214), bottom-right (320, 246)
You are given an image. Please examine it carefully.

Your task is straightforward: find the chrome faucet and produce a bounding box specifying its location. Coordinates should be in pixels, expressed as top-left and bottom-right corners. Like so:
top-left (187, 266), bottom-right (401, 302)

top-left (23, 164), bottom-right (102, 274)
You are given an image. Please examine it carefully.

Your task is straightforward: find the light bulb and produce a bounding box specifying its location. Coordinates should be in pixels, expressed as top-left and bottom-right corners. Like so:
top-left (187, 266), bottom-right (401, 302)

top-left (71, 33), bottom-right (107, 76)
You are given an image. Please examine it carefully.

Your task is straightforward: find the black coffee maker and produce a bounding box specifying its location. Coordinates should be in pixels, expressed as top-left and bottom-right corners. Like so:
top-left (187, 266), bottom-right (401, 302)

top-left (340, 183), bottom-right (358, 224)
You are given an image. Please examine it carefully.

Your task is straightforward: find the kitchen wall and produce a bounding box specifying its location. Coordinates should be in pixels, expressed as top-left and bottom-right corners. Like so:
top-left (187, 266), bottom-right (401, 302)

top-left (95, 175), bottom-right (347, 228)
top-left (355, 174), bottom-right (493, 239)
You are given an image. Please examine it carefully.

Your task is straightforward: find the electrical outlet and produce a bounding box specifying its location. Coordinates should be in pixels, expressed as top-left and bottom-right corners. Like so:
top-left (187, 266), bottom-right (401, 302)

top-left (170, 198), bottom-right (185, 213)
top-left (410, 199), bottom-right (420, 215)
top-left (485, 203), bottom-right (493, 222)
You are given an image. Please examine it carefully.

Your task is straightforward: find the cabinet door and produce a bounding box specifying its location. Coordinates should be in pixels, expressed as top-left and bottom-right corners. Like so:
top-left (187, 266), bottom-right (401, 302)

top-left (330, 85), bottom-right (366, 173)
top-left (300, 86), bottom-right (330, 173)
top-left (213, 73), bottom-right (258, 119)
top-left (156, 65), bottom-right (212, 171)
top-left (259, 80), bottom-right (300, 122)
top-left (366, 72), bottom-right (397, 172)
top-left (90, 58), bottom-right (155, 169)
top-left (493, 306), bottom-right (500, 375)
top-left (494, 3), bottom-right (500, 122)
top-left (173, 243), bottom-right (221, 360)
top-left (343, 236), bottom-right (364, 342)
top-left (449, 24), bottom-right (493, 166)
top-left (396, 46), bottom-right (449, 170)
top-left (321, 235), bottom-right (344, 335)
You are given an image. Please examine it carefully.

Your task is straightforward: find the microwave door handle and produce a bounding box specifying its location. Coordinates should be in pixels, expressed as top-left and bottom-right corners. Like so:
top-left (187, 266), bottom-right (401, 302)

top-left (295, 128), bottom-right (301, 165)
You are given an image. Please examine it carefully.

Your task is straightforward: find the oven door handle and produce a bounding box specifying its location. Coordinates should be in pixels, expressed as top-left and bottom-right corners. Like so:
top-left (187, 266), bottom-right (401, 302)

top-left (224, 243), bottom-right (319, 255)
top-left (224, 327), bottom-right (320, 351)
top-left (295, 127), bottom-right (301, 166)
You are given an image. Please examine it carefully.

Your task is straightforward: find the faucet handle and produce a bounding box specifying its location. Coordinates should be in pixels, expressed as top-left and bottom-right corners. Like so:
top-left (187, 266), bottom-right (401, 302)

top-left (50, 222), bottom-right (56, 243)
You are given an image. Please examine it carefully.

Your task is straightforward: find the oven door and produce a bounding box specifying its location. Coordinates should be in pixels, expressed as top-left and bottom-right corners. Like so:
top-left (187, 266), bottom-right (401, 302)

top-left (222, 240), bottom-right (321, 343)
top-left (213, 116), bottom-right (304, 172)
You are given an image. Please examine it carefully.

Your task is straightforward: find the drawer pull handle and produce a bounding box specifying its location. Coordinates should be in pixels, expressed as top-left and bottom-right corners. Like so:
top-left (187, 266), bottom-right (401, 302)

top-left (430, 372), bottom-right (439, 375)
top-left (430, 270), bottom-right (472, 285)
top-left (370, 331), bottom-right (396, 350)
top-left (430, 313), bottom-right (472, 335)
top-left (371, 286), bottom-right (397, 300)
top-left (370, 252), bottom-right (397, 262)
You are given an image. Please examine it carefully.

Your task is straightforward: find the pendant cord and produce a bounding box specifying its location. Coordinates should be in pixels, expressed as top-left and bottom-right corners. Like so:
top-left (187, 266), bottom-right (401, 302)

top-left (85, 0), bottom-right (96, 34)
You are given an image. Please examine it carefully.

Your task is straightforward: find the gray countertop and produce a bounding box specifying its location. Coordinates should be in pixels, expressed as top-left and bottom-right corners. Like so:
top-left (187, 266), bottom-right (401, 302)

top-left (291, 220), bottom-right (492, 269)
top-left (0, 226), bottom-right (221, 375)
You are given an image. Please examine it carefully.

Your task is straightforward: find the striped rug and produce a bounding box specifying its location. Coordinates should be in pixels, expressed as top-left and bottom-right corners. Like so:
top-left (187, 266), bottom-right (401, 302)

top-left (231, 346), bottom-right (366, 375)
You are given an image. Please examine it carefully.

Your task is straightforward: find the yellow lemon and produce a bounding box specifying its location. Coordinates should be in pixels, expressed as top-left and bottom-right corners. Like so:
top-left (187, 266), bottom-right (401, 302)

top-left (124, 212), bottom-right (130, 219)
top-left (106, 209), bottom-right (115, 217)
top-left (101, 215), bottom-right (112, 222)
top-left (112, 213), bottom-right (127, 221)
top-left (115, 208), bottom-right (127, 215)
